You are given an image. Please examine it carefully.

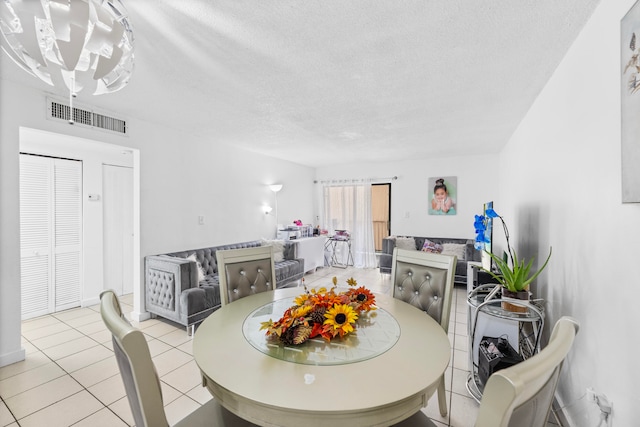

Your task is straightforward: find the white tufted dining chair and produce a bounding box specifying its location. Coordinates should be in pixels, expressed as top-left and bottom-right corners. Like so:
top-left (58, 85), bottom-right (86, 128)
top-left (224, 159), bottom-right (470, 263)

top-left (475, 316), bottom-right (580, 427)
top-left (216, 245), bottom-right (277, 306)
top-left (99, 289), bottom-right (257, 427)
top-left (391, 248), bottom-right (457, 417)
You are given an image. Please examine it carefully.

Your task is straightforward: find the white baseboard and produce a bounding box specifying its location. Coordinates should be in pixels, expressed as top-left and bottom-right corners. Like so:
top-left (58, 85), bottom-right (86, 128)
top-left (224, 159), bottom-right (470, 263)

top-left (131, 311), bottom-right (150, 322)
top-left (0, 347), bottom-right (26, 368)
top-left (82, 297), bottom-right (100, 307)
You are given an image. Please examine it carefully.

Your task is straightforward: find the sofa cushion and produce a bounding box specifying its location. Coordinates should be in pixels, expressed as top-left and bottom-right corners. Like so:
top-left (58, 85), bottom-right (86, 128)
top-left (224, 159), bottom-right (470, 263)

top-left (421, 239), bottom-right (443, 253)
top-left (396, 236), bottom-right (417, 251)
top-left (187, 254), bottom-right (206, 282)
top-left (179, 285), bottom-right (220, 319)
top-left (275, 259), bottom-right (303, 285)
top-left (441, 243), bottom-right (466, 260)
top-left (261, 238), bottom-right (285, 262)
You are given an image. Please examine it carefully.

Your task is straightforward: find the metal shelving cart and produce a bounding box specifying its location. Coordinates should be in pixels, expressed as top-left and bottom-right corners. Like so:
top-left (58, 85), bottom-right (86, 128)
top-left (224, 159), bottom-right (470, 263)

top-left (466, 284), bottom-right (545, 402)
top-left (324, 237), bottom-right (354, 268)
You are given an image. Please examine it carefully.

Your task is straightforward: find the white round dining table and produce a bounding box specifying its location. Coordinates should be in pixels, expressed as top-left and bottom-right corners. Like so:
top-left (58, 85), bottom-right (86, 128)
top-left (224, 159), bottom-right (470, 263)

top-left (192, 287), bottom-right (450, 427)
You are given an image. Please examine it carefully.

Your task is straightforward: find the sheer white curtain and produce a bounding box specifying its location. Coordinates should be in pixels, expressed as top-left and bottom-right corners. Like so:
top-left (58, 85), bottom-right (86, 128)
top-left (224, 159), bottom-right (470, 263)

top-left (323, 183), bottom-right (376, 268)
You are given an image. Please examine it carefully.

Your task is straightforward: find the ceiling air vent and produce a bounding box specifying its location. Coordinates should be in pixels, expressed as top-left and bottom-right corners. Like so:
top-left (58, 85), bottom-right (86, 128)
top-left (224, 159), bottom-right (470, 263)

top-left (47, 97), bottom-right (127, 135)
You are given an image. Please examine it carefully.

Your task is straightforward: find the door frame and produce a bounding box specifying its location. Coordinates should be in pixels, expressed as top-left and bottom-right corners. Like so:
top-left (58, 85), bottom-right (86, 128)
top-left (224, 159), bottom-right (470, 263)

top-left (19, 127), bottom-right (143, 319)
top-left (372, 183), bottom-right (391, 251)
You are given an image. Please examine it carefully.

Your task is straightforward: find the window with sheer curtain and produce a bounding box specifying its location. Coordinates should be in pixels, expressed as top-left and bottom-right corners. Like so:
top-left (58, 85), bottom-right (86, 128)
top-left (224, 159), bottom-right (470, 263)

top-left (323, 184), bottom-right (376, 268)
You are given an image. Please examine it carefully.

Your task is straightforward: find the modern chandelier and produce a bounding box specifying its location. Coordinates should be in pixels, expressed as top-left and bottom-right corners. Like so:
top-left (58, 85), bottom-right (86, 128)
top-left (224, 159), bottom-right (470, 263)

top-left (0, 0), bottom-right (134, 119)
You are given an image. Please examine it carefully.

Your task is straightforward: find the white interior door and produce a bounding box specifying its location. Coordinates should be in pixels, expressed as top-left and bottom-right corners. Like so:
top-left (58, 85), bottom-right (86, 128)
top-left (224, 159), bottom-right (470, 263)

top-left (103, 164), bottom-right (133, 295)
top-left (20, 154), bottom-right (82, 319)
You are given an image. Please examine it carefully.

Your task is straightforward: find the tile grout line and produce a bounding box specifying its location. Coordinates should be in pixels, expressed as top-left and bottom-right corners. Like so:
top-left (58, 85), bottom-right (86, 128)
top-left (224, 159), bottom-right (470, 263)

top-left (18, 315), bottom-right (131, 426)
top-left (10, 314), bottom-right (122, 423)
top-left (1, 394), bottom-right (20, 427)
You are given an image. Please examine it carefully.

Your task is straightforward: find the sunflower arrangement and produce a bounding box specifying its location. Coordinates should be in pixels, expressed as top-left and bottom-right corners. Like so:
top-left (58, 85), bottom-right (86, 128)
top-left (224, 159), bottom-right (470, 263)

top-left (260, 277), bottom-right (376, 345)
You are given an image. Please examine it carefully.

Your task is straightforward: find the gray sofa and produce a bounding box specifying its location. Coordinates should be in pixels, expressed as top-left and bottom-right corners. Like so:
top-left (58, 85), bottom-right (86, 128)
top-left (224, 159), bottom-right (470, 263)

top-left (379, 236), bottom-right (480, 285)
top-left (144, 240), bottom-right (304, 331)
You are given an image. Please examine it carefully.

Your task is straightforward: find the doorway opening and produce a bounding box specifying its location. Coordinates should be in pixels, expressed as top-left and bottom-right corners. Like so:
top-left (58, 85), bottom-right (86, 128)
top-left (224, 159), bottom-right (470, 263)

top-left (19, 127), bottom-right (141, 320)
top-left (371, 183), bottom-right (391, 252)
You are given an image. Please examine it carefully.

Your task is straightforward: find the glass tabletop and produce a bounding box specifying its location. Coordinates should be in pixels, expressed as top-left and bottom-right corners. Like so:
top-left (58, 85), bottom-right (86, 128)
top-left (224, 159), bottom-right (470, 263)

top-left (242, 296), bottom-right (401, 366)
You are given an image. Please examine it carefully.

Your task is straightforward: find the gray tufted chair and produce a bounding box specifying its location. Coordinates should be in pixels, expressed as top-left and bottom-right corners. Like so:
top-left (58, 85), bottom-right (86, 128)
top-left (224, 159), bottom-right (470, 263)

top-left (216, 246), bottom-right (276, 306)
top-left (391, 248), bottom-right (457, 418)
top-left (99, 290), bottom-right (257, 427)
top-left (475, 317), bottom-right (579, 427)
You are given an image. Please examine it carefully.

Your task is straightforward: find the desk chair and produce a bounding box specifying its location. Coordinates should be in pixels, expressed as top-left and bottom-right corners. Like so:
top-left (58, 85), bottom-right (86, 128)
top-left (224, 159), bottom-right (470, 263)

top-left (216, 246), bottom-right (276, 306)
top-left (391, 248), bottom-right (457, 417)
top-left (475, 316), bottom-right (580, 427)
top-left (100, 290), bottom-right (256, 427)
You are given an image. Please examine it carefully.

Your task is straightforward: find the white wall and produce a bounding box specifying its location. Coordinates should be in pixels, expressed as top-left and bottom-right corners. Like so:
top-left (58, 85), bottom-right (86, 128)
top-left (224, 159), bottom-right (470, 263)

top-left (500, 0), bottom-right (640, 424)
top-left (0, 81), bottom-right (315, 366)
top-left (132, 122), bottom-right (315, 255)
top-left (315, 154), bottom-right (500, 239)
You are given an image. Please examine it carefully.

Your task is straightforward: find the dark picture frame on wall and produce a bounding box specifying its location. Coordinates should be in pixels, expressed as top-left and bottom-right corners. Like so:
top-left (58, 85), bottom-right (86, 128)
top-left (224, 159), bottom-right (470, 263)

top-left (428, 176), bottom-right (457, 215)
top-left (621, 0), bottom-right (640, 202)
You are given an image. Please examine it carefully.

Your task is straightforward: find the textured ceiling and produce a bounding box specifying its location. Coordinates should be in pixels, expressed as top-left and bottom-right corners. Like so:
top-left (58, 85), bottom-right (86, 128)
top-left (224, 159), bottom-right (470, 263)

top-left (1, 0), bottom-right (600, 167)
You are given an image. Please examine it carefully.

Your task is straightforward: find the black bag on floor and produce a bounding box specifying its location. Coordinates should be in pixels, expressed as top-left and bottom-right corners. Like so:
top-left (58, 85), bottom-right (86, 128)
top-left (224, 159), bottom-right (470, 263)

top-left (478, 336), bottom-right (524, 388)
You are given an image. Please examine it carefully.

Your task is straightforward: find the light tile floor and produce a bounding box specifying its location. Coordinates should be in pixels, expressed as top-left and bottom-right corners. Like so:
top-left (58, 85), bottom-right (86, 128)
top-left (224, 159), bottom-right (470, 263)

top-left (0, 266), bottom-right (556, 427)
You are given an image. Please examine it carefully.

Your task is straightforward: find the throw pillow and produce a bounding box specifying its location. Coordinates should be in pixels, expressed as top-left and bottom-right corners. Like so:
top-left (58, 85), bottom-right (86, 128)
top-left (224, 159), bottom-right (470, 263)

top-left (396, 236), bottom-right (416, 251)
top-left (421, 239), bottom-right (443, 253)
top-left (261, 239), bottom-right (285, 262)
top-left (440, 243), bottom-right (466, 260)
top-left (186, 254), bottom-right (206, 282)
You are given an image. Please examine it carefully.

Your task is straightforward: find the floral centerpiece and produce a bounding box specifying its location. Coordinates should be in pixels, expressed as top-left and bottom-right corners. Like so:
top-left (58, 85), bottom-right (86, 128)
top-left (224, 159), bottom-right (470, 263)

top-left (473, 208), bottom-right (552, 310)
top-left (260, 277), bottom-right (376, 345)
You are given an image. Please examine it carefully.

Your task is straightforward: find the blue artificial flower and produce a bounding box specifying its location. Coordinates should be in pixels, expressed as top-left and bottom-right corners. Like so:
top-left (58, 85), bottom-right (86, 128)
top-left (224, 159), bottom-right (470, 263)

top-left (473, 210), bottom-right (501, 251)
top-left (475, 232), bottom-right (490, 244)
top-left (473, 215), bottom-right (486, 233)
top-left (485, 208), bottom-right (499, 218)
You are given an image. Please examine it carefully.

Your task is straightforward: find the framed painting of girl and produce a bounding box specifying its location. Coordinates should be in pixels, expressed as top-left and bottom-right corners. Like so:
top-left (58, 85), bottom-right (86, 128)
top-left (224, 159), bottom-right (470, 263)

top-left (429, 176), bottom-right (457, 215)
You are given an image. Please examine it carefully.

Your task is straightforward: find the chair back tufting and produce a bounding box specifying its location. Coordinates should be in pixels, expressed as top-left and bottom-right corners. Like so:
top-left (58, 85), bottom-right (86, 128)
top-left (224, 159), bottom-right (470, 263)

top-left (391, 248), bottom-right (456, 332)
top-left (216, 246), bottom-right (276, 306)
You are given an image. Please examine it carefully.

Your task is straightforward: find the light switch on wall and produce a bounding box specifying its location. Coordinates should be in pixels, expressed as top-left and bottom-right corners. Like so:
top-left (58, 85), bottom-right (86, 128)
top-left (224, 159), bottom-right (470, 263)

top-left (198, 215), bottom-right (205, 225)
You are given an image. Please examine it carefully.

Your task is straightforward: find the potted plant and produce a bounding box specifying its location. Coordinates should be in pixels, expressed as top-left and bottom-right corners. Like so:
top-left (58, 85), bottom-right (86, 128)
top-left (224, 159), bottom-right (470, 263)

top-left (474, 208), bottom-right (552, 312)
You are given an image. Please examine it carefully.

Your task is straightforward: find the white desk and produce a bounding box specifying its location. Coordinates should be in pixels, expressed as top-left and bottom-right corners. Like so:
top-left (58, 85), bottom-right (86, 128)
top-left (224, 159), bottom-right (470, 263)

top-left (193, 288), bottom-right (451, 427)
top-left (292, 236), bottom-right (327, 273)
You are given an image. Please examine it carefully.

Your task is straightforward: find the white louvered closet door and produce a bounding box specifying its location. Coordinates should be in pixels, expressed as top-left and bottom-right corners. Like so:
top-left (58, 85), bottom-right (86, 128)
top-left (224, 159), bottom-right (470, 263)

top-left (20, 154), bottom-right (82, 319)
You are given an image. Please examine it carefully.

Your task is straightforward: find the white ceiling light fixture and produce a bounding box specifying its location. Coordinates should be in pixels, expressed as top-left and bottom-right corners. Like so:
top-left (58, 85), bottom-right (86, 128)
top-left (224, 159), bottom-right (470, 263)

top-left (0, 0), bottom-right (134, 122)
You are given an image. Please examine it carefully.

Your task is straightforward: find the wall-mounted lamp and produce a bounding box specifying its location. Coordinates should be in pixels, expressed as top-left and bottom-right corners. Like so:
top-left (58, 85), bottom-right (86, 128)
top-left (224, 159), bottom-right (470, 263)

top-left (263, 205), bottom-right (273, 215)
top-left (269, 184), bottom-right (283, 225)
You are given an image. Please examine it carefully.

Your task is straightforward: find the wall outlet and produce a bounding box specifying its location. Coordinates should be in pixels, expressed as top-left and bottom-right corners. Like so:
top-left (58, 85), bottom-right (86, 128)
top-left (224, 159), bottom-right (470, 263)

top-left (587, 388), bottom-right (613, 426)
top-left (198, 215), bottom-right (205, 225)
